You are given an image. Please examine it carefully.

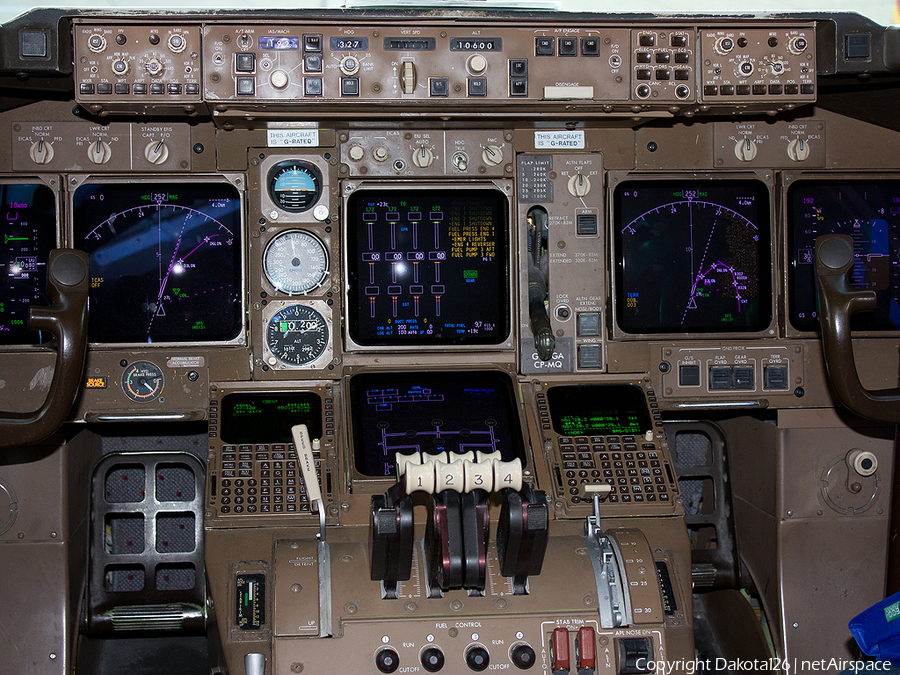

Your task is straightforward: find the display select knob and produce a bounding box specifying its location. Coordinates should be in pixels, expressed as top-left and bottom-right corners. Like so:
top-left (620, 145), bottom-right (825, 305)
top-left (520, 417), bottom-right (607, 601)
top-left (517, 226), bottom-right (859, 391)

top-left (412, 146), bottom-right (434, 168)
top-left (87, 140), bottom-right (112, 165)
top-left (144, 140), bottom-right (170, 165)
top-left (29, 139), bottom-right (54, 164)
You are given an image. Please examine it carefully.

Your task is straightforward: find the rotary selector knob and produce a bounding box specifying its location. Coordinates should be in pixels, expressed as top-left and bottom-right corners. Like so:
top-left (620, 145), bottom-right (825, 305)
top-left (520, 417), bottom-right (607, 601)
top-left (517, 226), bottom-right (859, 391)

top-left (412, 146), bottom-right (434, 168)
top-left (112, 59), bottom-right (130, 77)
top-left (734, 138), bottom-right (758, 162)
top-left (29, 139), bottom-right (54, 165)
top-left (340, 56), bottom-right (361, 76)
top-left (144, 140), bottom-right (170, 165)
top-left (372, 146), bottom-right (390, 162)
top-left (347, 145), bottom-right (365, 161)
top-left (88, 34), bottom-right (107, 53)
top-left (87, 140), bottom-right (113, 165)
top-left (145, 58), bottom-right (164, 78)
top-left (787, 138), bottom-right (811, 162)
top-left (567, 173), bottom-right (591, 197)
top-left (714, 37), bottom-right (735, 55)
top-left (468, 54), bottom-right (488, 75)
top-left (270, 70), bottom-right (289, 89)
top-left (481, 145), bottom-right (503, 166)
top-left (168, 34), bottom-right (187, 53)
top-left (767, 60), bottom-right (786, 77)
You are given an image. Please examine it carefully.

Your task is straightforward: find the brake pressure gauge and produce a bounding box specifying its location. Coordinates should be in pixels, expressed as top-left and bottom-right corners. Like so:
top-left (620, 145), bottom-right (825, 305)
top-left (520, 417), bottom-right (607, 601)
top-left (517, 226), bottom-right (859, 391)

top-left (122, 361), bottom-right (164, 402)
top-left (263, 230), bottom-right (329, 294)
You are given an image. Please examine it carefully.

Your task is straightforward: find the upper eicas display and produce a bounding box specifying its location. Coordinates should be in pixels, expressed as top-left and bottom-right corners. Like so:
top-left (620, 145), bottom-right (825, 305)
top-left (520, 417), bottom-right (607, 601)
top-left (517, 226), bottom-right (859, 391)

top-left (74, 182), bottom-right (243, 344)
top-left (346, 187), bottom-right (510, 346)
top-left (615, 179), bottom-right (772, 334)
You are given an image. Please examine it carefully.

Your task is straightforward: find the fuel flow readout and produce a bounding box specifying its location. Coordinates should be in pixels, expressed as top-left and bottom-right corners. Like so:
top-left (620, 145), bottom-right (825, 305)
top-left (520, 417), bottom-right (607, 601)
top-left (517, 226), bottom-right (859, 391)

top-left (347, 188), bottom-right (509, 345)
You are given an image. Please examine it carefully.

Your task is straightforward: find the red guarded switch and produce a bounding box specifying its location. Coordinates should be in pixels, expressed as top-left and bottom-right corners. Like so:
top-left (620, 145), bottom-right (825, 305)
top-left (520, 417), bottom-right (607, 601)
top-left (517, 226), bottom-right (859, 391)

top-left (577, 626), bottom-right (597, 674)
top-left (552, 628), bottom-right (571, 674)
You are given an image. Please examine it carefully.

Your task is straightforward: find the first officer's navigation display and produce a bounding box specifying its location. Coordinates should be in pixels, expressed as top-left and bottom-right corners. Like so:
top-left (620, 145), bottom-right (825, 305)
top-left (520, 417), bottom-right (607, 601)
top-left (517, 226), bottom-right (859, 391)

top-left (615, 180), bottom-right (771, 334)
top-left (346, 187), bottom-right (509, 346)
top-left (788, 180), bottom-right (900, 331)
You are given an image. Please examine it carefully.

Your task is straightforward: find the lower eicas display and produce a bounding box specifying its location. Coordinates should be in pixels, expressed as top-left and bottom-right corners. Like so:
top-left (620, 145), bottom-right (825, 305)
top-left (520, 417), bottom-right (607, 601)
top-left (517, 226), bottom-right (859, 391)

top-left (547, 384), bottom-right (652, 436)
top-left (1, 183), bottom-right (55, 345)
top-left (615, 180), bottom-right (771, 333)
top-left (74, 182), bottom-right (242, 343)
top-left (788, 180), bottom-right (900, 331)
top-left (346, 187), bottom-right (509, 346)
top-left (349, 370), bottom-right (525, 477)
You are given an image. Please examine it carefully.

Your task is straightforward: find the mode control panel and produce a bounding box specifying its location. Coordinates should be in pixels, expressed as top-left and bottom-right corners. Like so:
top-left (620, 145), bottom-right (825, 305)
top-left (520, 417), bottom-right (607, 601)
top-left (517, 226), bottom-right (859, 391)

top-left (74, 23), bottom-right (202, 103)
top-left (699, 26), bottom-right (816, 104)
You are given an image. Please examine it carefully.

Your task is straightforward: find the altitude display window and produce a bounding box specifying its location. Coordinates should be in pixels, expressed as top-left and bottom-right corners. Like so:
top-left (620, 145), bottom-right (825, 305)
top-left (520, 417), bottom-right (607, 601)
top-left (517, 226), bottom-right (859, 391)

top-left (788, 180), bottom-right (900, 331)
top-left (349, 370), bottom-right (525, 478)
top-left (74, 182), bottom-right (242, 344)
top-left (615, 180), bottom-right (771, 333)
top-left (1, 183), bottom-right (55, 345)
top-left (346, 187), bottom-right (510, 346)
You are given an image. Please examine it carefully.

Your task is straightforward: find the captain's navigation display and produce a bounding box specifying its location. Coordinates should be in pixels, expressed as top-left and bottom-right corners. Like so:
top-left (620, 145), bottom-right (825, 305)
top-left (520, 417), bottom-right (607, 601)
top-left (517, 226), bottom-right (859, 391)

top-left (615, 180), bottom-right (771, 333)
top-left (74, 182), bottom-right (242, 343)
top-left (788, 180), bottom-right (900, 331)
top-left (349, 370), bottom-right (525, 477)
top-left (346, 187), bottom-right (509, 346)
top-left (547, 384), bottom-right (652, 436)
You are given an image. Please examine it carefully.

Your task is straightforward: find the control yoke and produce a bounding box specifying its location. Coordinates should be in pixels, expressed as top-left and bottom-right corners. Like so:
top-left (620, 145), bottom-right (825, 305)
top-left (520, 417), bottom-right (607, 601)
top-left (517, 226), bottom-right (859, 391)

top-left (815, 234), bottom-right (900, 423)
top-left (0, 250), bottom-right (89, 447)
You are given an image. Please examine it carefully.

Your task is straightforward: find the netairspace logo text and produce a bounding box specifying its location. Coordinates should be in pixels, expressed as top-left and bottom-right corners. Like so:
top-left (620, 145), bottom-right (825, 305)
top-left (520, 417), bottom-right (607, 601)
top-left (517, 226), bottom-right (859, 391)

top-left (635, 658), bottom-right (894, 674)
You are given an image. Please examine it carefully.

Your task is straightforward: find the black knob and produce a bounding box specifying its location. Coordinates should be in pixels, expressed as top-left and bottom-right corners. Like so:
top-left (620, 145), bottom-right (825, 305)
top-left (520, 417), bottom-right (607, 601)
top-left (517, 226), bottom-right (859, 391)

top-left (511, 644), bottom-right (536, 670)
top-left (466, 646), bottom-right (490, 672)
top-left (421, 647), bottom-right (445, 672)
top-left (376, 648), bottom-right (400, 674)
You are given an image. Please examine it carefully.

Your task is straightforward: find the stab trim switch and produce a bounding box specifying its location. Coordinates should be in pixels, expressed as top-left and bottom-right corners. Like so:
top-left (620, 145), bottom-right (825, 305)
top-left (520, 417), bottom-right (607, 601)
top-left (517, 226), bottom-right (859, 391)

top-left (576, 626), bottom-right (597, 675)
top-left (551, 628), bottom-right (571, 674)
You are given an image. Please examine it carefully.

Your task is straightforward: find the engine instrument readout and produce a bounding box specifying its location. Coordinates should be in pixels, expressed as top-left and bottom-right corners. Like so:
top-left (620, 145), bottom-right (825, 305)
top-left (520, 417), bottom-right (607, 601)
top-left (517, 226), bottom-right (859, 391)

top-left (1, 183), bottom-right (55, 345)
top-left (74, 182), bottom-right (242, 344)
top-left (346, 187), bottom-right (509, 346)
top-left (615, 180), bottom-right (771, 333)
top-left (788, 180), bottom-right (900, 331)
top-left (348, 370), bottom-right (525, 477)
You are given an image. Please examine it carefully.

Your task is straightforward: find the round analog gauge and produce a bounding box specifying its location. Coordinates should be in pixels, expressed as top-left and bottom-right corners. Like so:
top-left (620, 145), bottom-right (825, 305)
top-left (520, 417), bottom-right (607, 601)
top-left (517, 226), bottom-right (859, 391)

top-left (266, 304), bottom-right (329, 366)
top-left (122, 361), bottom-right (164, 402)
top-left (263, 230), bottom-right (329, 294)
top-left (268, 161), bottom-right (323, 213)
